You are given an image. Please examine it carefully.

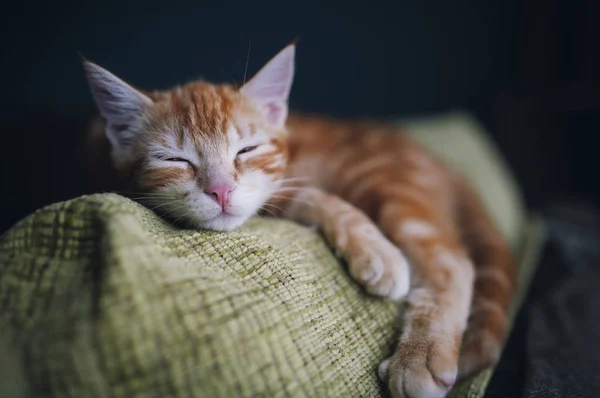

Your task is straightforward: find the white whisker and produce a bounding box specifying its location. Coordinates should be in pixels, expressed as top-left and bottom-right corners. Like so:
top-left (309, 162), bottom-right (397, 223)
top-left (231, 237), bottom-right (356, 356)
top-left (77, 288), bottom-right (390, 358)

top-left (259, 206), bottom-right (277, 217)
top-left (161, 204), bottom-right (190, 218)
top-left (274, 176), bottom-right (311, 184)
top-left (271, 186), bottom-right (312, 195)
top-left (173, 210), bottom-right (193, 226)
top-left (126, 195), bottom-right (174, 201)
top-left (149, 200), bottom-right (182, 211)
top-left (268, 194), bottom-right (314, 206)
top-left (261, 202), bottom-right (290, 218)
top-left (243, 37), bottom-right (252, 86)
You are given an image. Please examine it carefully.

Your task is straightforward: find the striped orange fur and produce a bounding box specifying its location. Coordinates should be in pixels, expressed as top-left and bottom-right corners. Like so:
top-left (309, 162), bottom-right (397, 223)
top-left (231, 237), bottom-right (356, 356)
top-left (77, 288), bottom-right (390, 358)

top-left (83, 44), bottom-right (516, 398)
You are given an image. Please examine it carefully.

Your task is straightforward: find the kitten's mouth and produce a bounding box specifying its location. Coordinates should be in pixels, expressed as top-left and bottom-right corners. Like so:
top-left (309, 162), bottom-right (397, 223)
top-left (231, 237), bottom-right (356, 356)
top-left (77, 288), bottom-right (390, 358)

top-left (210, 210), bottom-right (237, 220)
top-left (201, 209), bottom-right (247, 232)
top-left (217, 211), bottom-right (234, 217)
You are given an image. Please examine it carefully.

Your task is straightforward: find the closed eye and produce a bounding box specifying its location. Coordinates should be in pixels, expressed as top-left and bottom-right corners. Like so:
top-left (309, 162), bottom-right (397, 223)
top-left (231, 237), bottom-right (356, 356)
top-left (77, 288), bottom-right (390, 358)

top-left (162, 157), bottom-right (196, 174)
top-left (165, 157), bottom-right (190, 163)
top-left (237, 146), bottom-right (258, 155)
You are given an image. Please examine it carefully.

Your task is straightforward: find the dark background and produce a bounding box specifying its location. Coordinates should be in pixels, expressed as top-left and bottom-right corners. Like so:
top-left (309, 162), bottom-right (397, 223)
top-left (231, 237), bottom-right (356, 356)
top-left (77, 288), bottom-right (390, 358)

top-left (1, 0), bottom-right (598, 233)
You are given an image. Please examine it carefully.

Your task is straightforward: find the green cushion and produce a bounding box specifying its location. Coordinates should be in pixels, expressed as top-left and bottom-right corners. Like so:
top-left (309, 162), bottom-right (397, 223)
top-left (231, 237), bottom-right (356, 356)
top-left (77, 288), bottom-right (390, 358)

top-left (402, 111), bottom-right (525, 248)
top-left (0, 112), bottom-right (543, 398)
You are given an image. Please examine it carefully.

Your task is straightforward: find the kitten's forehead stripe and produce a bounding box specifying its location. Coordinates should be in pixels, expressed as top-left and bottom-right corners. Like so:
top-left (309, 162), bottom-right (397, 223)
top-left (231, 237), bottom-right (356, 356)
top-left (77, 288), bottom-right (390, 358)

top-left (155, 82), bottom-right (240, 146)
top-left (167, 84), bottom-right (278, 159)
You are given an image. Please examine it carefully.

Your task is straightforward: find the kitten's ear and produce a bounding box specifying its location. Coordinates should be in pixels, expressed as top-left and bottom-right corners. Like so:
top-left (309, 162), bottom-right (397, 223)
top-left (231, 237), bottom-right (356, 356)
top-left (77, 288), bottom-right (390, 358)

top-left (82, 60), bottom-right (152, 151)
top-left (240, 44), bottom-right (295, 127)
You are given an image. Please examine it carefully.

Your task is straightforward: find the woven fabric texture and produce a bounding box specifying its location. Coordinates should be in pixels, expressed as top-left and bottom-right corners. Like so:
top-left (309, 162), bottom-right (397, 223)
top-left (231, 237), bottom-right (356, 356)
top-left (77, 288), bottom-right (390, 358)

top-left (1, 194), bottom-right (400, 397)
top-left (0, 193), bottom-right (519, 397)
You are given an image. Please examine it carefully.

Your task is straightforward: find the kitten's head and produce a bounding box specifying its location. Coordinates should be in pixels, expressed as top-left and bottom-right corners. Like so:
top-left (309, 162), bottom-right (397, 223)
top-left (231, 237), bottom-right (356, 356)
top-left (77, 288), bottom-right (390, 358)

top-left (84, 45), bottom-right (295, 231)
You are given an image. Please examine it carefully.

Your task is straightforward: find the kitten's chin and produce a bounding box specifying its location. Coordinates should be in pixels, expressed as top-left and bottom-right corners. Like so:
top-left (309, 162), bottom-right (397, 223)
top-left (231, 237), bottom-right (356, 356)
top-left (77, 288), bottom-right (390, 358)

top-left (199, 212), bottom-right (250, 232)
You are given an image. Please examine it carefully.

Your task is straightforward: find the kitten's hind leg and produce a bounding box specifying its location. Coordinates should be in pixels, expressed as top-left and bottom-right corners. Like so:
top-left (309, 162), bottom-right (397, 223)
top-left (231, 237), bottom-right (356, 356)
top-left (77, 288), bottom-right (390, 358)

top-left (455, 181), bottom-right (516, 378)
top-left (276, 188), bottom-right (411, 300)
top-left (376, 200), bottom-right (475, 398)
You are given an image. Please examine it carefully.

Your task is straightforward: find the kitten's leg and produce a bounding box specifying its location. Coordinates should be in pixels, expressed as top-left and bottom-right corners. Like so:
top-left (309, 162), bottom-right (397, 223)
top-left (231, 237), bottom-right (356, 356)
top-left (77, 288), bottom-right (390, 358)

top-left (456, 182), bottom-right (516, 378)
top-left (376, 201), bottom-right (474, 398)
top-left (277, 187), bottom-right (411, 300)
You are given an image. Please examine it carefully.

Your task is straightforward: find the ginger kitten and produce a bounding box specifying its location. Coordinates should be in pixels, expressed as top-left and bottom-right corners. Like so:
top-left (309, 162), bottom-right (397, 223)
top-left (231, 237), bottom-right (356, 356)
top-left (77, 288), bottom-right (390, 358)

top-left (83, 44), bottom-right (515, 398)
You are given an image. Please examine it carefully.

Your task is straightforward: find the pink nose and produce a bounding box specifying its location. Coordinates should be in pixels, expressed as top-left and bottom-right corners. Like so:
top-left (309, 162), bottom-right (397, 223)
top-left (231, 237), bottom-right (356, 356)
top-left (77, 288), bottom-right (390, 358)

top-left (205, 184), bottom-right (236, 209)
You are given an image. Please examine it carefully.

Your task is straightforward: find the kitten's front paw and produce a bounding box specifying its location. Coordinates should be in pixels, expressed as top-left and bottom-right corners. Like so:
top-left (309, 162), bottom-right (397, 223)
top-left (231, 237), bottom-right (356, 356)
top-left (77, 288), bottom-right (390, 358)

top-left (378, 339), bottom-right (457, 398)
top-left (348, 236), bottom-right (410, 301)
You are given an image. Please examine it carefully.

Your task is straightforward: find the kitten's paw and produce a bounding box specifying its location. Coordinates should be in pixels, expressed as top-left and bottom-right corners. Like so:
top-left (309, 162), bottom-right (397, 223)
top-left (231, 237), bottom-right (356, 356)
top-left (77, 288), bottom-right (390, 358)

top-left (379, 339), bottom-right (458, 398)
top-left (348, 237), bottom-right (410, 301)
